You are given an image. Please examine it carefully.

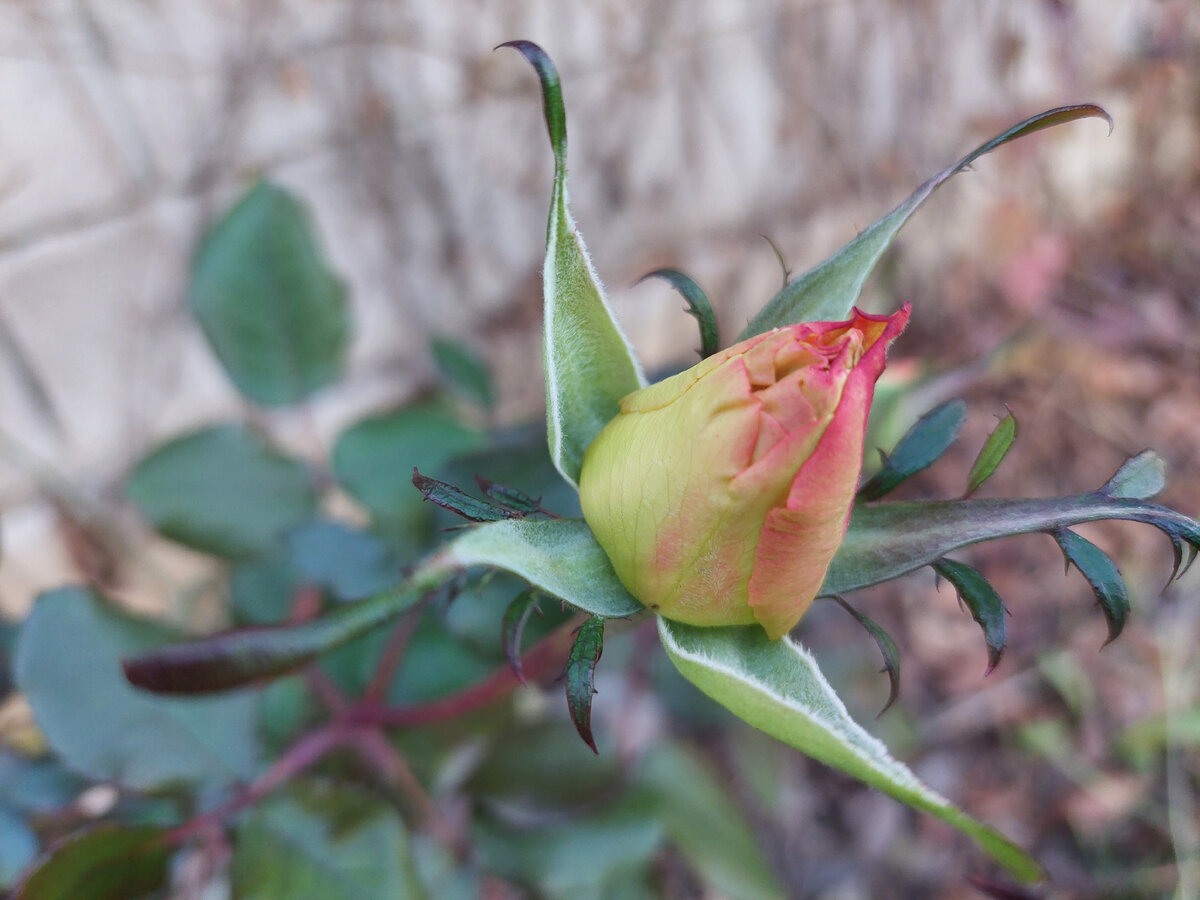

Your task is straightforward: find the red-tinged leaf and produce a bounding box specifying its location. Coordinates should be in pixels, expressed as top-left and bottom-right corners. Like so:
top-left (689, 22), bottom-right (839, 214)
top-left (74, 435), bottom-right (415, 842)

top-left (566, 616), bottom-right (605, 753)
top-left (501, 589), bottom-right (542, 684)
top-left (13, 824), bottom-right (170, 900)
top-left (932, 558), bottom-right (1007, 675)
top-left (412, 469), bottom-right (518, 522)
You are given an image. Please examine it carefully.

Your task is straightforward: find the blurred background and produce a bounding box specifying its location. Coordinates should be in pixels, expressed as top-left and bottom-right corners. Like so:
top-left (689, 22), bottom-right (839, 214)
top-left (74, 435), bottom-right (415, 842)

top-left (1, 1), bottom-right (1199, 897)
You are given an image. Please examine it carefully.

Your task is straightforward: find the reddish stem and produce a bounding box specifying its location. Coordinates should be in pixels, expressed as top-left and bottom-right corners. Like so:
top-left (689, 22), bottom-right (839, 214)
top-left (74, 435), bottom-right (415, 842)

top-left (353, 617), bottom-right (580, 728)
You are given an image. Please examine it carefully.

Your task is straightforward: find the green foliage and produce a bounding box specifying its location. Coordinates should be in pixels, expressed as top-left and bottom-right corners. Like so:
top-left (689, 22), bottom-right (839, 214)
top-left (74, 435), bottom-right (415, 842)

top-left (638, 269), bottom-right (719, 358)
top-left (12, 825), bottom-right (171, 900)
top-left (125, 424), bottom-right (316, 558)
top-left (858, 399), bottom-right (966, 500)
top-left (966, 410), bottom-right (1018, 496)
top-left (565, 616), bottom-right (605, 752)
top-left (932, 558), bottom-right (1008, 673)
top-left (191, 180), bottom-right (349, 406)
top-left (1054, 529), bottom-right (1129, 644)
top-left (432, 336), bottom-right (494, 408)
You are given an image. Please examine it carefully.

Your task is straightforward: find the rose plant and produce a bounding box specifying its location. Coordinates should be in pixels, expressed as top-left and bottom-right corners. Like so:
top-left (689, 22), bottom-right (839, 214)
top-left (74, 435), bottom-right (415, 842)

top-left (8, 39), bottom-right (1199, 897)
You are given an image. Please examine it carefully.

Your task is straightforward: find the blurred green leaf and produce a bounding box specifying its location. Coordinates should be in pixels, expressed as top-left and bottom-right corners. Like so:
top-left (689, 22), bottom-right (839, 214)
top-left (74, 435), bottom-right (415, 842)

top-left (385, 608), bottom-right (496, 706)
top-left (332, 402), bottom-right (486, 522)
top-left (502, 40), bottom-right (644, 489)
top-left (474, 792), bottom-right (664, 900)
top-left (739, 105), bottom-right (1112, 337)
top-left (15, 588), bottom-right (259, 790)
top-left (1054, 529), bottom-right (1129, 645)
top-left (447, 518), bottom-right (643, 619)
top-left (432, 336), bottom-right (493, 408)
top-left (126, 424), bottom-right (316, 559)
top-left (12, 824), bottom-right (170, 900)
top-left (190, 180), bottom-right (349, 406)
top-left (657, 618), bottom-right (1043, 882)
top-left (638, 269), bottom-right (719, 358)
top-left (0, 752), bottom-right (86, 815)
top-left (636, 743), bottom-right (785, 900)
top-left (232, 783), bottom-right (422, 900)
top-left (285, 520), bottom-right (402, 601)
top-left (0, 805), bottom-right (38, 890)
top-left (932, 559), bottom-right (1007, 674)
top-left (825, 453), bottom-right (1200, 597)
top-left (229, 552), bottom-right (300, 624)
top-left (858, 399), bottom-right (966, 501)
top-left (501, 589), bottom-right (541, 683)
top-left (1102, 449), bottom-right (1166, 500)
top-left (566, 617), bottom-right (605, 753)
top-left (966, 411), bottom-right (1017, 496)
top-left (1116, 708), bottom-right (1200, 771)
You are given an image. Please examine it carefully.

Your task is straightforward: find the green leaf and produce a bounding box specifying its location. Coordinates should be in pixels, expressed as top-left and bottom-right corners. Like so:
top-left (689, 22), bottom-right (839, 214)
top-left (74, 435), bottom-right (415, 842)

top-left (232, 783), bottom-right (423, 900)
top-left (657, 618), bottom-right (1043, 883)
top-left (638, 269), bottom-right (719, 358)
top-left (1054, 529), bottom-right (1129, 645)
top-left (332, 402), bottom-right (487, 521)
top-left (824, 453), bottom-right (1200, 596)
top-left (501, 40), bottom-right (644, 488)
top-left (0, 753), bottom-right (87, 815)
top-left (858, 399), bottom-right (966, 501)
top-left (1101, 448), bottom-right (1166, 500)
top-left (635, 743), bottom-right (786, 900)
top-left (932, 559), bottom-right (1008, 674)
top-left (15, 588), bottom-right (259, 790)
top-left (125, 424), bottom-right (316, 559)
top-left (0, 805), bottom-right (38, 890)
top-left (285, 520), bottom-right (402, 602)
top-left (966, 410), bottom-right (1018, 496)
top-left (445, 518), bottom-right (643, 619)
top-left (475, 475), bottom-right (546, 515)
top-left (566, 617), bottom-right (605, 753)
top-left (190, 180), bottom-right (349, 406)
top-left (831, 596), bottom-right (901, 715)
top-left (412, 470), bottom-right (519, 522)
top-left (739, 105), bottom-right (1112, 337)
top-left (501, 589), bottom-right (541, 683)
top-left (122, 576), bottom-right (431, 695)
top-left (432, 336), bottom-right (493, 408)
top-left (12, 824), bottom-right (170, 900)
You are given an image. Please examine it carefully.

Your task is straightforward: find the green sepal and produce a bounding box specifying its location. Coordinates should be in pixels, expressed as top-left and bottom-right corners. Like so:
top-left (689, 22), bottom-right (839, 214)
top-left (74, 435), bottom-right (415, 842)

top-left (566, 616), bottom-right (605, 753)
top-left (411, 469), bottom-right (519, 522)
top-left (638, 269), bottom-right (719, 358)
top-left (501, 40), bottom-right (644, 489)
top-left (474, 475), bottom-right (547, 516)
top-left (858, 399), bottom-right (966, 501)
top-left (932, 558), bottom-right (1008, 674)
top-left (830, 596), bottom-right (901, 716)
top-left (739, 105), bottom-right (1112, 338)
top-left (1054, 529), bottom-right (1129, 645)
top-left (501, 589), bottom-right (542, 684)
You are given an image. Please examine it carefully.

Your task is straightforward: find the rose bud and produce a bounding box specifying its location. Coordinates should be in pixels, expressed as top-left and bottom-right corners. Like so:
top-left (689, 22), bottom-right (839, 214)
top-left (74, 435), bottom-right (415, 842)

top-left (579, 305), bottom-right (910, 639)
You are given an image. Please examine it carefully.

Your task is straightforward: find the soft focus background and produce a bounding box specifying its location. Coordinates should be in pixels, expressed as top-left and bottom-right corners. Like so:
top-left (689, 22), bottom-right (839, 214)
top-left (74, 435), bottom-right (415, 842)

top-left (1, 1), bottom-right (1199, 897)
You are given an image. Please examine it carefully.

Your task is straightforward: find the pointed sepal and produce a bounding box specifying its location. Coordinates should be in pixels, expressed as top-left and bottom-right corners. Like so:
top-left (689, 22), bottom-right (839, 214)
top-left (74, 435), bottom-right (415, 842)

top-left (565, 616), bottom-right (605, 753)
top-left (1054, 529), bottom-right (1129, 645)
top-left (638, 268), bottom-right (719, 358)
top-left (858, 400), bottom-right (966, 501)
top-left (831, 596), bottom-right (902, 716)
top-left (966, 410), bottom-right (1018, 497)
top-left (932, 558), bottom-right (1008, 674)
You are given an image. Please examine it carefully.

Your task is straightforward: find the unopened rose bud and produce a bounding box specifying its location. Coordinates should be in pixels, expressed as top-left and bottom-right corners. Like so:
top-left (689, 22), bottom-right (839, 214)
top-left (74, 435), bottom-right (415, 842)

top-left (580, 306), bottom-right (910, 639)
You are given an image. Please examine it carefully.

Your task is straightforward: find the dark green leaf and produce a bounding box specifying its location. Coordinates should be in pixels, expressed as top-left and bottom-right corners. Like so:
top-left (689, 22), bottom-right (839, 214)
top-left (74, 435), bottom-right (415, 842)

top-left (125, 424), bottom-right (316, 558)
top-left (332, 402), bottom-right (487, 521)
top-left (13, 824), bottom-right (170, 900)
top-left (190, 180), bottom-right (349, 406)
top-left (475, 475), bottom-right (546, 515)
top-left (285, 520), bottom-right (401, 601)
top-left (739, 105), bottom-right (1112, 337)
top-left (446, 518), bottom-right (643, 619)
top-left (825, 453), bottom-right (1200, 596)
top-left (123, 576), bottom-right (430, 695)
top-left (232, 783), bottom-right (422, 900)
top-left (0, 805), bottom-right (38, 890)
top-left (635, 743), bottom-right (785, 900)
top-left (966, 410), bottom-right (1018, 496)
top-left (502, 589), bottom-right (541, 684)
top-left (229, 553), bottom-right (300, 625)
top-left (500, 40), bottom-right (644, 488)
top-left (638, 269), bottom-right (719, 358)
top-left (412, 469), bottom-right (518, 522)
top-left (932, 559), bottom-right (1007, 674)
top-left (1101, 449), bottom-right (1166, 500)
top-left (658, 619), bottom-right (1043, 882)
top-left (432, 336), bottom-right (493, 408)
top-left (566, 616), bottom-right (605, 753)
top-left (1054, 529), bottom-right (1129, 645)
top-left (831, 596), bottom-right (901, 715)
top-left (858, 399), bottom-right (966, 500)
top-left (16, 588), bottom-right (259, 790)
